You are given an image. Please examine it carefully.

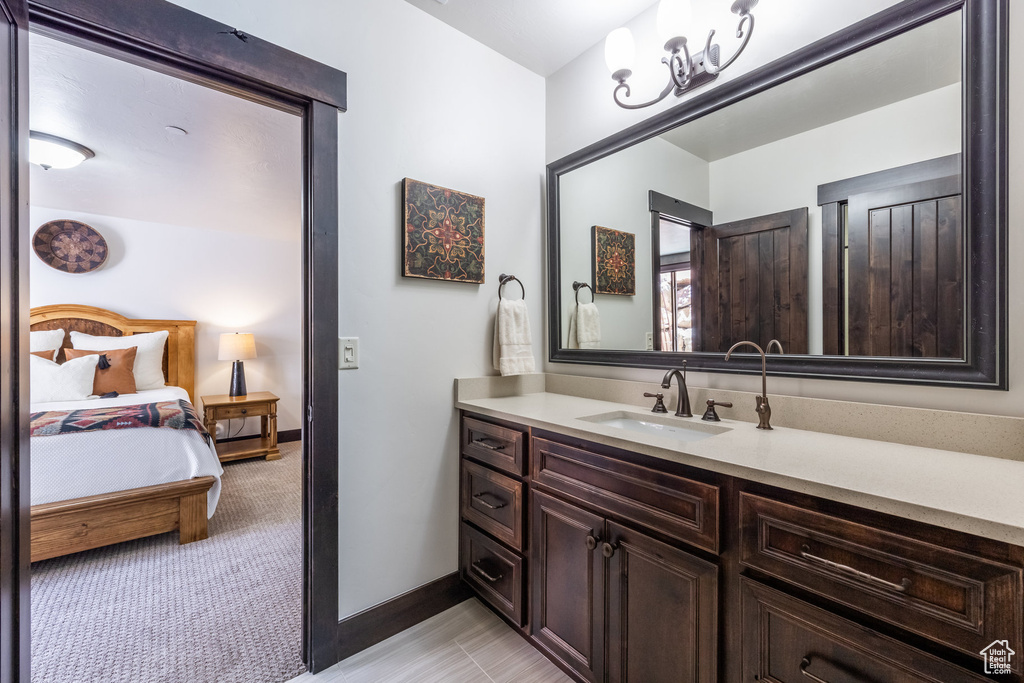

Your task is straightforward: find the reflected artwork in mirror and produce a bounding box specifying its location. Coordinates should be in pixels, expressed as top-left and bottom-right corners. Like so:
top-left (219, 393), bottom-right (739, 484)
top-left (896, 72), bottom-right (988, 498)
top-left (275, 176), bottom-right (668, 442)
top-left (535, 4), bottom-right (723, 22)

top-left (548, 0), bottom-right (1006, 388)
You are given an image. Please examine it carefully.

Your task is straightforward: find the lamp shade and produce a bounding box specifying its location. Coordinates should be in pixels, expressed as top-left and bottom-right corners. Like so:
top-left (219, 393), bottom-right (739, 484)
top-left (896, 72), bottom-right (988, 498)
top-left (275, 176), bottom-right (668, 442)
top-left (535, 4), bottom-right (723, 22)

top-left (218, 333), bottom-right (257, 361)
top-left (604, 27), bottom-right (636, 74)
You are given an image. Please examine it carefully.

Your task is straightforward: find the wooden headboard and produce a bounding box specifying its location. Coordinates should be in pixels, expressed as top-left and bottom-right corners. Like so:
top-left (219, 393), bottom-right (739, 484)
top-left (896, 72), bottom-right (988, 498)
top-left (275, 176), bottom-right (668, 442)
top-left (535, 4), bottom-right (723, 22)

top-left (30, 304), bottom-right (197, 404)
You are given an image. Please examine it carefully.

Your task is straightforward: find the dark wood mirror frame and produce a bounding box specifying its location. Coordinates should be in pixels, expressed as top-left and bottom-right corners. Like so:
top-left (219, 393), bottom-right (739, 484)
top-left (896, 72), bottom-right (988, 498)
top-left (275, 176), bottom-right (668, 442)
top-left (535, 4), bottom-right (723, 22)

top-left (547, 0), bottom-right (1007, 389)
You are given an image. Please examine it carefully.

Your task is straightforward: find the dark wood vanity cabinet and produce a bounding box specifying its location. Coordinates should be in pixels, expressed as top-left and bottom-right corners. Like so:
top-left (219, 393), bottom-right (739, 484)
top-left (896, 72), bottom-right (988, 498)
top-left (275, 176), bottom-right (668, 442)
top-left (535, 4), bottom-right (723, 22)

top-left (458, 412), bottom-right (1024, 683)
top-left (458, 415), bottom-right (529, 626)
top-left (531, 489), bottom-right (718, 683)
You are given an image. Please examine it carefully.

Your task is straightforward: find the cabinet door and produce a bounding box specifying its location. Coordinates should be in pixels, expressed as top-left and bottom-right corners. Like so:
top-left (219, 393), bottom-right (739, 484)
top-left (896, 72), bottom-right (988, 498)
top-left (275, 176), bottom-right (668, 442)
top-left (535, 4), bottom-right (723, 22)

top-left (606, 522), bottom-right (718, 683)
top-left (531, 490), bottom-right (606, 683)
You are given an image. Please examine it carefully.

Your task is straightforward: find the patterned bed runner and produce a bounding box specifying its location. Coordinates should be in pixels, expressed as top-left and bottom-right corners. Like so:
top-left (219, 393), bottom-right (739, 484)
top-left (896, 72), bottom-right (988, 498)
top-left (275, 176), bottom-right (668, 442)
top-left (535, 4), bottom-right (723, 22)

top-left (31, 399), bottom-right (211, 444)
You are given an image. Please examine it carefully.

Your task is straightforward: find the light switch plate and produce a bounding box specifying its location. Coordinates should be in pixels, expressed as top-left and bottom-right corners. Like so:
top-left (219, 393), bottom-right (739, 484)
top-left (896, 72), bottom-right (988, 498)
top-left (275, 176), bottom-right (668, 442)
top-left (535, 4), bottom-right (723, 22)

top-left (645, 332), bottom-right (654, 350)
top-left (339, 337), bottom-right (359, 369)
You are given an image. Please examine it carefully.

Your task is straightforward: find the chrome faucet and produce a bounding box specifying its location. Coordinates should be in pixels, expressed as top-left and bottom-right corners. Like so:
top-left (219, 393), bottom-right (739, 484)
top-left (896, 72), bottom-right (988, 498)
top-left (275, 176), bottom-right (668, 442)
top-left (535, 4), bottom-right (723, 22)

top-left (724, 340), bottom-right (784, 430)
top-left (660, 361), bottom-right (692, 418)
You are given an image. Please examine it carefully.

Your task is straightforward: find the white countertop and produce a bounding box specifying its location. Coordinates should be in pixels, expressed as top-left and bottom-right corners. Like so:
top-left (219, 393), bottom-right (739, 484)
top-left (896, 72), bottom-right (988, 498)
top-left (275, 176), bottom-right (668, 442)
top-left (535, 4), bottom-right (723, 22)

top-left (457, 391), bottom-right (1024, 547)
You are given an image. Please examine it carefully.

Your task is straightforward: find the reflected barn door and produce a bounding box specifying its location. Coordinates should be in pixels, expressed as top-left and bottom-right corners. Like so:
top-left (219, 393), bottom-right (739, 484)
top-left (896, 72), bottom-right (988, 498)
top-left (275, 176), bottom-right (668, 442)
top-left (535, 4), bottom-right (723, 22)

top-left (698, 208), bottom-right (808, 354)
top-left (0, 0), bottom-right (28, 682)
top-left (846, 177), bottom-right (963, 358)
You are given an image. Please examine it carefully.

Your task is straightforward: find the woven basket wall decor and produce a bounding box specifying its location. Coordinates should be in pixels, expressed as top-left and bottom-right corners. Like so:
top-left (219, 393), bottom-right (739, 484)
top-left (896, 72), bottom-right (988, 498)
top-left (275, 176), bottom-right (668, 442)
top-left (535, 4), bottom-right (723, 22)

top-left (32, 219), bottom-right (109, 274)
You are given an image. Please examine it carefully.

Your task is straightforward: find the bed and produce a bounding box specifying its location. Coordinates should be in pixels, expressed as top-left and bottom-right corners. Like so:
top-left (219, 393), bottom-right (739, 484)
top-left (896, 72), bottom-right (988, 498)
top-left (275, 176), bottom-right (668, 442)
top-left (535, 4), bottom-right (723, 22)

top-left (29, 304), bottom-right (223, 562)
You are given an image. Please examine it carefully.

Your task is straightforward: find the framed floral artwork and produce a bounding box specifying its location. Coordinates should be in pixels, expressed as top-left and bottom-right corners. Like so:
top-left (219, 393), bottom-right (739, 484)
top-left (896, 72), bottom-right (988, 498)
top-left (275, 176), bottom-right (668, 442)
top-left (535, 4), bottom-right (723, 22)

top-left (403, 178), bottom-right (485, 283)
top-left (592, 225), bottom-right (635, 296)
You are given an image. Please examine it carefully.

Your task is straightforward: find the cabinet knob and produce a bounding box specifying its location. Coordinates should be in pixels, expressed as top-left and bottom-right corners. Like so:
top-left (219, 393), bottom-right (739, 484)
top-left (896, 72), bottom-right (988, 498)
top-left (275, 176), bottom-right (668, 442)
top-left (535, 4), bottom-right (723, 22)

top-left (241, 408), bottom-right (247, 414)
top-left (602, 542), bottom-right (617, 558)
top-left (585, 535), bottom-right (598, 551)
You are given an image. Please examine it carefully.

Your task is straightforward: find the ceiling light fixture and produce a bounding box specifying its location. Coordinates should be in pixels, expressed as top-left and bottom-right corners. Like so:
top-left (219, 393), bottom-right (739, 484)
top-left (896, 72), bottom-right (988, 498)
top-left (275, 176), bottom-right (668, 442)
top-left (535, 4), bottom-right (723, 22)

top-left (29, 131), bottom-right (95, 170)
top-left (605, 0), bottom-right (758, 110)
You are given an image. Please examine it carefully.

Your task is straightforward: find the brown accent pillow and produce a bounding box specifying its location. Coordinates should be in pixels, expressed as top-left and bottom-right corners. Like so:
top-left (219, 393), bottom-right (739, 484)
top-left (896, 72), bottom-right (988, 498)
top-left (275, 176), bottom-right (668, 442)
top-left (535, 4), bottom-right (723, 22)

top-left (64, 347), bottom-right (138, 395)
top-left (30, 350), bottom-right (56, 361)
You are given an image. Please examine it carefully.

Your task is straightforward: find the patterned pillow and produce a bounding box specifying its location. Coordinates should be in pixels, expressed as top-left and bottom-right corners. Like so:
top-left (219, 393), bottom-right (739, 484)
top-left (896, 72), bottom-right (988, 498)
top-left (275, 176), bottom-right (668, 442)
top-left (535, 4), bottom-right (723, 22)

top-left (30, 328), bottom-right (64, 361)
top-left (64, 347), bottom-right (137, 396)
top-left (70, 330), bottom-right (168, 391)
top-left (29, 354), bottom-right (100, 403)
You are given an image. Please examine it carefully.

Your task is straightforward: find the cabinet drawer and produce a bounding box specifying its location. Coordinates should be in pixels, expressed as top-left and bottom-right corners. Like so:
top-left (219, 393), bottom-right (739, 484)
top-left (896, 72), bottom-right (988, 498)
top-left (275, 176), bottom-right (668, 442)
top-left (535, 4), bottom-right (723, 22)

top-left (741, 578), bottom-right (988, 682)
top-left (210, 403), bottom-right (270, 420)
top-left (461, 459), bottom-right (524, 550)
top-left (461, 522), bottom-right (524, 626)
top-left (461, 416), bottom-right (525, 476)
top-left (740, 493), bottom-right (1023, 670)
top-left (532, 437), bottom-right (719, 554)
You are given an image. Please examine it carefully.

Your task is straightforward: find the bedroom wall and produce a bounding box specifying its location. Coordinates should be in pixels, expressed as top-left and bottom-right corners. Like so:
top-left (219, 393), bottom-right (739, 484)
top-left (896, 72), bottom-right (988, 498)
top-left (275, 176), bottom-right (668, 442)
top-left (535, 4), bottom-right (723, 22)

top-left (29, 206), bottom-right (303, 435)
top-left (545, 0), bottom-right (1024, 419)
top-left (166, 0), bottom-right (547, 618)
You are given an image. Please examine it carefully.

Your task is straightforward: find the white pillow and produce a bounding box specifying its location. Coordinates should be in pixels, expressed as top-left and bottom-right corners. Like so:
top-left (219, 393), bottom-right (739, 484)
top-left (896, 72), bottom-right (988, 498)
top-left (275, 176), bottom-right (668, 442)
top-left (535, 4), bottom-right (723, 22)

top-left (30, 329), bottom-right (65, 361)
top-left (30, 354), bottom-right (99, 403)
top-left (70, 330), bottom-right (168, 391)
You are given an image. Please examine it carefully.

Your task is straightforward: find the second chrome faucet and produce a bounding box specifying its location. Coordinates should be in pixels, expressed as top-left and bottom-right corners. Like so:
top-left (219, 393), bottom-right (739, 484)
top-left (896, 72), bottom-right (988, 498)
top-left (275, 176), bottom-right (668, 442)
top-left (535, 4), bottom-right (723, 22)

top-left (661, 361), bottom-right (692, 418)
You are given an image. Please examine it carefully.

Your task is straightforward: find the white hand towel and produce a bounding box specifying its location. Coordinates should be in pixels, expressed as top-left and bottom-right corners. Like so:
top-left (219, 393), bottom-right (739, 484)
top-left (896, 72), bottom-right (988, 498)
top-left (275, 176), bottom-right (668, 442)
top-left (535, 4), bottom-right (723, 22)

top-left (493, 299), bottom-right (536, 376)
top-left (567, 303), bottom-right (601, 349)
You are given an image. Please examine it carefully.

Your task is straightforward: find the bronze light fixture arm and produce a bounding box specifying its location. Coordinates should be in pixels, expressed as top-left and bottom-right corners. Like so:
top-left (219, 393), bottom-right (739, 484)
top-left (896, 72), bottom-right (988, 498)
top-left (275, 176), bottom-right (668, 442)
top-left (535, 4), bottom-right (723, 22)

top-left (703, 6), bottom-right (756, 76)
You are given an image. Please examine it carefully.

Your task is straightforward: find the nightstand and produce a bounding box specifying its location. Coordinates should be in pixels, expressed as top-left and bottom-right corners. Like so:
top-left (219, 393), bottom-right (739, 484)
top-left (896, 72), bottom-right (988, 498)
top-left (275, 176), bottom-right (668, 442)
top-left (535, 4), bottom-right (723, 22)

top-left (201, 391), bottom-right (281, 462)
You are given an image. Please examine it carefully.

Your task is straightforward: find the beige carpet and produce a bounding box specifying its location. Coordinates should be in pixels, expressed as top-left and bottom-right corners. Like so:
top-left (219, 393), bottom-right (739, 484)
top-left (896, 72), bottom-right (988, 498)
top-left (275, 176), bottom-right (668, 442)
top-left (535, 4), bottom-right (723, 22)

top-left (31, 441), bottom-right (305, 683)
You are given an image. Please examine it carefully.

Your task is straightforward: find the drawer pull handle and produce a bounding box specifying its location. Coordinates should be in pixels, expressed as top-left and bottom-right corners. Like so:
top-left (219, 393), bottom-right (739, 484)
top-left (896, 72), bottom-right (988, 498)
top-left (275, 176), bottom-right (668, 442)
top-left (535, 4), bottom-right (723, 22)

top-left (798, 657), bottom-right (830, 683)
top-left (470, 561), bottom-right (503, 583)
top-left (472, 437), bottom-right (506, 451)
top-left (800, 545), bottom-right (911, 593)
top-left (472, 492), bottom-right (507, 510)
top-left (241, 409), bottom-right (247, 414)
top-left (586, 535), bottom-right (599, 551)
top-left (602, 542), bottom-right (617, 558)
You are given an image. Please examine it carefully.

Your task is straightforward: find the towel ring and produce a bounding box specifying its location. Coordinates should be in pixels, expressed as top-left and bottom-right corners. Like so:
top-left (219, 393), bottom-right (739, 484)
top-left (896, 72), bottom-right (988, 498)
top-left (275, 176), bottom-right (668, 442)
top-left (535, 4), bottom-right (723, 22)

top-left (498, 273), bottom-right (525, 301)
top-left (573, 281), bottom-right (594, 305)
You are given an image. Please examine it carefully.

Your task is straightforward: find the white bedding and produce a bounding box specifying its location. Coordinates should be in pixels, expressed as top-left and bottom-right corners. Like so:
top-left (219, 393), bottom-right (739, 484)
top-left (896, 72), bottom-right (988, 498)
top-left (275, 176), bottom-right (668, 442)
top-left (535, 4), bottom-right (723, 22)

top-left (30, 387), bottom-right (224, 516)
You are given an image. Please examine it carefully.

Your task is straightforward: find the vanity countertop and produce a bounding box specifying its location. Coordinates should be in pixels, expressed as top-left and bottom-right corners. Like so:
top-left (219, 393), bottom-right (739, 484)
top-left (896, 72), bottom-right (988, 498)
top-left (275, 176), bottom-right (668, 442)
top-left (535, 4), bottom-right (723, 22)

top-left (456, 390), bottom-right (1024, 547)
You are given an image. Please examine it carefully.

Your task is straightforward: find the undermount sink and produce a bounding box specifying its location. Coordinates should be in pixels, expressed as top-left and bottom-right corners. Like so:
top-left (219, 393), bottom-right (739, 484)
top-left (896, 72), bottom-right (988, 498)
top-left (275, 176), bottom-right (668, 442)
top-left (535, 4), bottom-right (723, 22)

top-left (578, 411), bottom-right (730, 443)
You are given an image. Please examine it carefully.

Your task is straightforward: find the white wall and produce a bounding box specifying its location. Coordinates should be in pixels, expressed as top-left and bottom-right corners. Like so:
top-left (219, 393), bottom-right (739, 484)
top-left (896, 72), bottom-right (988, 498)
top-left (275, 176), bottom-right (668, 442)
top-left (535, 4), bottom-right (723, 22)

top-left (29, 207), bottom-right (302, 434)
top-left (709, 84), bottom-right (961, 353)
top-left (560, 137), bottom-right (707, 350)
top-left (166, 0), bottom-right (547, 618)
top-left (546, 0), bottom-right (1024, 419)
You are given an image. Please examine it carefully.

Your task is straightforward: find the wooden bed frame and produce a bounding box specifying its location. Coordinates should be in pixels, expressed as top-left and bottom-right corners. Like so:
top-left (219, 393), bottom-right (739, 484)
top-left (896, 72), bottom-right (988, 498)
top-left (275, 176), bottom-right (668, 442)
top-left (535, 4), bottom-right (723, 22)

top-left (29, 304), bottom-right (214, 562)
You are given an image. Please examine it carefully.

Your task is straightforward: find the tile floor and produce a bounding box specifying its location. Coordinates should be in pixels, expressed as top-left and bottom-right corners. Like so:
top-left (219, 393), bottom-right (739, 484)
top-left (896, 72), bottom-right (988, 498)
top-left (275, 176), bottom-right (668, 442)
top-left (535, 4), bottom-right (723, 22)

top-left (288, 599), bottom-right (572, 683)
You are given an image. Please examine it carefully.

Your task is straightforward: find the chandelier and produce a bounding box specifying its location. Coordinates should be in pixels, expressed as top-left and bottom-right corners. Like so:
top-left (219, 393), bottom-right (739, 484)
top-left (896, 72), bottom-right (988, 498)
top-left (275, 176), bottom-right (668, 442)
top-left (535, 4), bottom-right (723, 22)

top-left (605, 0), bottom-right (758, 110)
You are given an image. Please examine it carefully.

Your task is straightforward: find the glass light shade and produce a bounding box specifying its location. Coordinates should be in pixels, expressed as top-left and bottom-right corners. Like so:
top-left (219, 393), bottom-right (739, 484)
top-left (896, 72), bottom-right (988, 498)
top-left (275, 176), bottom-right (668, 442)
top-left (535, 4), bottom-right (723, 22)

top-left (218, 332), bottom-right (257, 361)
top-left (29, 132), bottom-right (94, 170)
top-left (656, 0), bottom-right (693, 42)
top-left (604, 27), bottom-right (635, 74)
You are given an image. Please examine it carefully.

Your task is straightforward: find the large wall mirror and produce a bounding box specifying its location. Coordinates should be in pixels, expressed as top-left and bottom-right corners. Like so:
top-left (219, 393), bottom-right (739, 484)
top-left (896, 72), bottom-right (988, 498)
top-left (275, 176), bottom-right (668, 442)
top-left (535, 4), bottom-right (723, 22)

top-left (547, 0), bottom-right (1006, 388)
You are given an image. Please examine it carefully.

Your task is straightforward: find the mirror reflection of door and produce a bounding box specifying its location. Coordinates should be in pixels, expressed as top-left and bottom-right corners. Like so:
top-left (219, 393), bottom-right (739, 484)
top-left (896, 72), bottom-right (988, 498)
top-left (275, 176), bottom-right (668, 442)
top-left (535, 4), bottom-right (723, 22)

top-left (820, 155), bottom-right (963, 358)
top-left (695, 209), bottom-right (810, 354)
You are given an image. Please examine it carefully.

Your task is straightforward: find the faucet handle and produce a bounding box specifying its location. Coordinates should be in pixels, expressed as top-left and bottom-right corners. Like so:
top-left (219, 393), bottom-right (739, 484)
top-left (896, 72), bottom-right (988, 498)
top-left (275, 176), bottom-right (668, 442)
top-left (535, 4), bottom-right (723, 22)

top-left (643, 392), bottom-right (668, 414)
top-left (701, 399), bottom-right (733, 422)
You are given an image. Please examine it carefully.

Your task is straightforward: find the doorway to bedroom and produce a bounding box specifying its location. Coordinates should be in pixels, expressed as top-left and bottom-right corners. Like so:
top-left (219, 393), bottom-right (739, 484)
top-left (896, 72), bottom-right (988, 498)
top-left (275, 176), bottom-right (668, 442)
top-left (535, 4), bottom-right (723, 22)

top-left (26, 31), bottom-right (308, 683)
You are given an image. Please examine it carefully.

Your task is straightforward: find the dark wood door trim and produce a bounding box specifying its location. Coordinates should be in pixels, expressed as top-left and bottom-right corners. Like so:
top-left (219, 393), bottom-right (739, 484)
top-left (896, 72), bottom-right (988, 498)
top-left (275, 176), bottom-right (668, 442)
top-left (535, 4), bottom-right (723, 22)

top-left (26, 0), bottom-right (345, 111)
top-left (18, 0), bottom-right (346, 675)
top-left (0, 2), bottom-right (30, 681)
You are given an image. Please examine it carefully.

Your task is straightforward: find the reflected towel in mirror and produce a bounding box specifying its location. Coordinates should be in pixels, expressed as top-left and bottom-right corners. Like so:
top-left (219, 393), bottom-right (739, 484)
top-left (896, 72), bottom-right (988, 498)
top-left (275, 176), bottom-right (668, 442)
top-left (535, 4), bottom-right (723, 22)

top-left (493, 299), bottom-right (536, 376)
top-left (568, 303), bottom-right (601, 349)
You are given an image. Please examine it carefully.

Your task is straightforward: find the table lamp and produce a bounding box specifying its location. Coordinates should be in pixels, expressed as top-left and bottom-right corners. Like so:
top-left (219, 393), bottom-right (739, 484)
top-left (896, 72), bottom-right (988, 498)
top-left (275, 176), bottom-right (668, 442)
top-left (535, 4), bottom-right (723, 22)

top-left (218, 332), bottom-right (256, 397)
